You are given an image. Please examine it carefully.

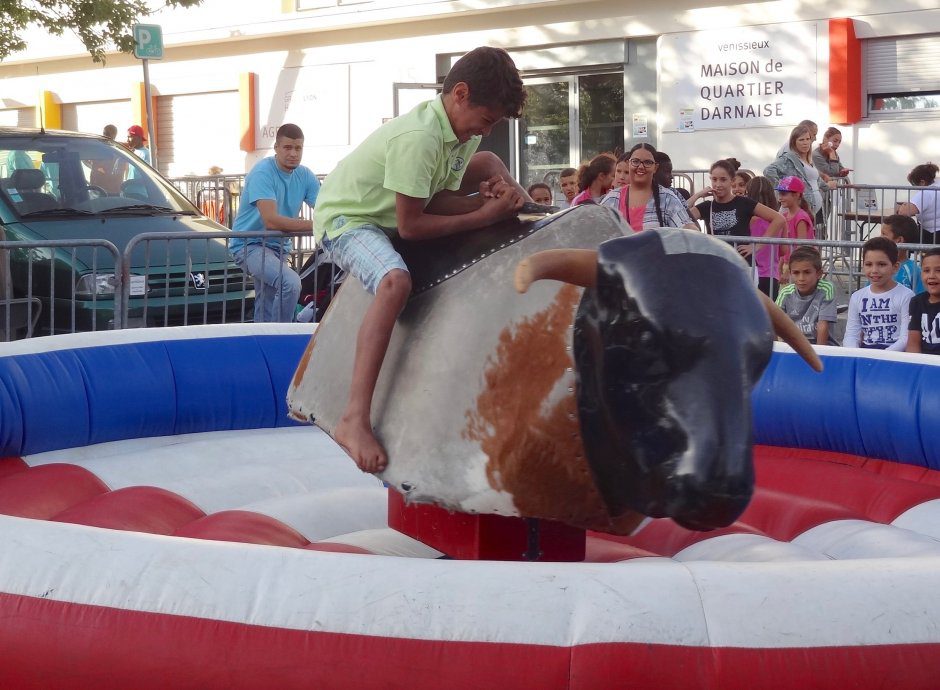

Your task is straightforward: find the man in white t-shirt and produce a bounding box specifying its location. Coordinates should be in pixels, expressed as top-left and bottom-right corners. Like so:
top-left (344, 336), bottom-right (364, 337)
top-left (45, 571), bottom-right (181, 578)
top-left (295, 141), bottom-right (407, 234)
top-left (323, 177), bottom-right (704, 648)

top-left (898, 163), bottom-right (940, 243)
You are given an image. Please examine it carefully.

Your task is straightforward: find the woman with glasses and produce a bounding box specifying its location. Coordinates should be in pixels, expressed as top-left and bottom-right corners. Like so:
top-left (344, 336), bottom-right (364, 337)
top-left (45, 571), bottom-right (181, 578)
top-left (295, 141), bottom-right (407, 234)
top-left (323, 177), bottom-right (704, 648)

top-left (600, 143), bottom-right (697, 231)
top-left (687, 159), bottom-right (785, 263)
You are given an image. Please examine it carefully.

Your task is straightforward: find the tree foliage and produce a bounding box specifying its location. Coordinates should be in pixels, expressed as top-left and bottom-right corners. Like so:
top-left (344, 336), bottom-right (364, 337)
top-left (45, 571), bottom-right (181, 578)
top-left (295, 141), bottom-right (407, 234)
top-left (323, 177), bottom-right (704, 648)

top-left (0, 0), bottom-right (203, 63)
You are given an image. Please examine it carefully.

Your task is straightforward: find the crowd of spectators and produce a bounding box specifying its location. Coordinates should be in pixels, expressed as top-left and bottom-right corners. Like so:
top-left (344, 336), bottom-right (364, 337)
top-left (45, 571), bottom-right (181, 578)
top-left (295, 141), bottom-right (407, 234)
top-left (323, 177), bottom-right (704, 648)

top-left (535, 123), bottom-right (939, 353)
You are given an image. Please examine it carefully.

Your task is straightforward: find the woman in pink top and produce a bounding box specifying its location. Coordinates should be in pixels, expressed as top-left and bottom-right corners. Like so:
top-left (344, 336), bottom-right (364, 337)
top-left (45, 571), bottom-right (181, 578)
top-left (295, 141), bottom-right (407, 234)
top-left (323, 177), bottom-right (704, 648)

top-left (599, 144), bottom-right (698, 232)
top-left (774, 175), bottom-right (815, 284)
top-left (570, 153), bottom-right (616, 206)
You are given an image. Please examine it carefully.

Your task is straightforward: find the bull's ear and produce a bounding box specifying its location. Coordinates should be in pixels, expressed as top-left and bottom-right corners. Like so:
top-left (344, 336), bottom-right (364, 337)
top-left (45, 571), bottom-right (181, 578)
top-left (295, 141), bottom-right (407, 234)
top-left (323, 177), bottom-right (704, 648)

top-left (514, 249), bottom-right (598, 293)
top-left (759, 292), bottom-right (824, 372)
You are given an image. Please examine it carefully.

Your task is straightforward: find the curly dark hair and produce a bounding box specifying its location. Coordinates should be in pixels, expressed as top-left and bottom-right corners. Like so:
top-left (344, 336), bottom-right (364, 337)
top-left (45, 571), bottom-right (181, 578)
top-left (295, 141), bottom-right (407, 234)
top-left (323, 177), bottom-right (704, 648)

top-left (908, 162), bottom-right (939, 187)
top-left (442, 47), bottom-right (526, 118)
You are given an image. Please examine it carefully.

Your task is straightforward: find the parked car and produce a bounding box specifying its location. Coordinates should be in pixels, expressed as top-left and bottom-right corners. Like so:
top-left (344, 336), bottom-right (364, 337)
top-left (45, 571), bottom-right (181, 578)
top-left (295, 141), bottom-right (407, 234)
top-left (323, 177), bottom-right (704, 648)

top-left (0, 127), bottom-right (253, 337)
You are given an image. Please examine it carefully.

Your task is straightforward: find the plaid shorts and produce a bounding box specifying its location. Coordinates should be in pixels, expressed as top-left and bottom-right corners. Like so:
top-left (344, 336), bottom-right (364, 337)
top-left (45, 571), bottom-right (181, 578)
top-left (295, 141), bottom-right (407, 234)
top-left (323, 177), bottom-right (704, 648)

top-left (319, 223), bottom-right (409, 295)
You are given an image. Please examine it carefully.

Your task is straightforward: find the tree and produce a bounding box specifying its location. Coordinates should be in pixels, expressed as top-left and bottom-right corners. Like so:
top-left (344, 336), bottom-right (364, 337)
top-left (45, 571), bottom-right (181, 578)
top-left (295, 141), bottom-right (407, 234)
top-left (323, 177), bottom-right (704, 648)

top-left (0, 0), bottom-right (203, 63)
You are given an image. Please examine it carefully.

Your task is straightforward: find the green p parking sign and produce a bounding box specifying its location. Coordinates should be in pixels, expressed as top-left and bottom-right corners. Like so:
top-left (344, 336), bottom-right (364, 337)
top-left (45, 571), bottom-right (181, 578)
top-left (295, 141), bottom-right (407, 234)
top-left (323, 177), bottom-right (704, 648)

top-left (133, 24), bottom-right (164, 60)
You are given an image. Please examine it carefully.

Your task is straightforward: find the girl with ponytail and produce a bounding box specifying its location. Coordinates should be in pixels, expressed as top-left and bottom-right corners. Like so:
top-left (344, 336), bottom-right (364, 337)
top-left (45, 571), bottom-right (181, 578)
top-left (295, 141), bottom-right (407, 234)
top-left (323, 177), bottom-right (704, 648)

top-left (570, 153), bottom-right (616, 206)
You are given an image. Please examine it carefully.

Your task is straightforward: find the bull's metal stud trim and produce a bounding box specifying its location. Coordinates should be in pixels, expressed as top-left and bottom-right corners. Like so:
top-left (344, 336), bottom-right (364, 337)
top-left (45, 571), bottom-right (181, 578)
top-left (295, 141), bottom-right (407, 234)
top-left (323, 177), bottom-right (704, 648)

top-left (412, 221), bottom-right (541, 295)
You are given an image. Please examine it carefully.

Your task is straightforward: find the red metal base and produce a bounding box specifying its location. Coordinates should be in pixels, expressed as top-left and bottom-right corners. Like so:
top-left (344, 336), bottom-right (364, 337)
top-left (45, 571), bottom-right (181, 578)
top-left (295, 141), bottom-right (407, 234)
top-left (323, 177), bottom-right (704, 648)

top-left (387, 490), bottom-right (585, 561)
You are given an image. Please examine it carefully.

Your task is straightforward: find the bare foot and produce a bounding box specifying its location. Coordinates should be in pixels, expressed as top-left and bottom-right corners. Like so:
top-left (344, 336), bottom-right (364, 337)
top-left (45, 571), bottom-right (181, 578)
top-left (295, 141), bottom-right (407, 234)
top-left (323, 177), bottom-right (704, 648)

top-left (334, 416), bottom-right (388, 474)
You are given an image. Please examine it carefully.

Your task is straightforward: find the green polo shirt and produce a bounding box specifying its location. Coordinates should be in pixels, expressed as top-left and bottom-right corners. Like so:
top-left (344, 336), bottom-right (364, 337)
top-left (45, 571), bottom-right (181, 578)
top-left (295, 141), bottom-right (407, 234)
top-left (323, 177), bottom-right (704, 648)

top-left (313, 96), bottom-right (481, 241)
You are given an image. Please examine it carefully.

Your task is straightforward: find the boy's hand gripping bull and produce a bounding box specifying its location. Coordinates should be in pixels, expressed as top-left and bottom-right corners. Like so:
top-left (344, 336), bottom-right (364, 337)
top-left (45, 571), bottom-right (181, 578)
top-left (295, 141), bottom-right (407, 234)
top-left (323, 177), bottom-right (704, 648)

top-left (288, 205), bottom-right (821, 533)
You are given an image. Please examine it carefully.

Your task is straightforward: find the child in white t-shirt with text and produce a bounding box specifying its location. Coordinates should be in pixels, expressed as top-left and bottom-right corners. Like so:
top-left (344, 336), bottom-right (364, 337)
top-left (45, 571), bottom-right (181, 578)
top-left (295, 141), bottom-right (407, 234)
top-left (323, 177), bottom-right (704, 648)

top-left (844, 236), bottom-right (914, 350)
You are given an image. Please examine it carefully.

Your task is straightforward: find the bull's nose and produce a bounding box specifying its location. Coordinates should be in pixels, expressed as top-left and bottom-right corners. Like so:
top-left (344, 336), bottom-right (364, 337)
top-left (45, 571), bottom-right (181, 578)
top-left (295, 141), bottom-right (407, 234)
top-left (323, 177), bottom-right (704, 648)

top-left (629, 379), bottom-right (755, 531)
top-left (669, 474), bottom-right (753, 531)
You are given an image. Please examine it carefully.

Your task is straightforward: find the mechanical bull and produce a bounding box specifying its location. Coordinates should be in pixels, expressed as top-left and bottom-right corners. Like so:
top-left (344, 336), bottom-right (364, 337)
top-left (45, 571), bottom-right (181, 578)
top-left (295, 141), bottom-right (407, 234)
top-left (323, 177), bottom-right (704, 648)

top-left (288, 204), bottom-right (820, 534)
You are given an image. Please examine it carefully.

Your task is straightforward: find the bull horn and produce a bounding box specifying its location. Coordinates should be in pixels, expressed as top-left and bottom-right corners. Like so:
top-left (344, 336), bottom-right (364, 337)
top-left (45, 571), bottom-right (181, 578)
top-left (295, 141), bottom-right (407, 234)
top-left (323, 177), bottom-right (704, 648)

top-left (759, 291), bottom-right (824, 372)
top-left (514, 249), bottom-right (598, 293)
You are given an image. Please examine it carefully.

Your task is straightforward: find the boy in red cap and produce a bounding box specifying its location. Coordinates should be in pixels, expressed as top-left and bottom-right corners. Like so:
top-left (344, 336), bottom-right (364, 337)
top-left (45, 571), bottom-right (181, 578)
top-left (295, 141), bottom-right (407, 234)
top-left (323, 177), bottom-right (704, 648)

top-left (126, 125), bottom-right (151, 167)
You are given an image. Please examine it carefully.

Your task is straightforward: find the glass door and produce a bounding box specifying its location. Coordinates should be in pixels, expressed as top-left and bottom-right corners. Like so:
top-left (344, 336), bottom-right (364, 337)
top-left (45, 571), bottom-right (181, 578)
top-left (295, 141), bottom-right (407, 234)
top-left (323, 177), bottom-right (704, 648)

top-left (578, 73), bottom-right (625, 162)
top-left (517, 73), bottom-right (624, 190)
top-left (518, 78), bottom-right (574, 190)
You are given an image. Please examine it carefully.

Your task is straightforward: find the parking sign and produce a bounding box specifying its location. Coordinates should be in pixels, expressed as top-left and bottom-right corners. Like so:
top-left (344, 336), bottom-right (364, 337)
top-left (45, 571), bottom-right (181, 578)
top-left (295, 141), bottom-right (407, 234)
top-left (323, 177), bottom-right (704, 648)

top-left (133, 24), bottom-right (164, 60)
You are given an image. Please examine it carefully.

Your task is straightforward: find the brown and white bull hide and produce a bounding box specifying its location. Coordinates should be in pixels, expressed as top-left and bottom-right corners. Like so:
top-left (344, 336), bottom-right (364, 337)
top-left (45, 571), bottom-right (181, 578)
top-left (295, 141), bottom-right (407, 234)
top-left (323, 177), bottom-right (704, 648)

top-left (288, 205), bottom-right (645, 534)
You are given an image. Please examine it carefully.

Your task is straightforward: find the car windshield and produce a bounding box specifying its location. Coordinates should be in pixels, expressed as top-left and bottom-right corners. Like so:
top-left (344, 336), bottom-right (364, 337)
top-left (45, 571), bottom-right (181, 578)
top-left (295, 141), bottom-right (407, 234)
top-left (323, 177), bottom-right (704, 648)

top-left (0, 133), bottom-right (197, 217)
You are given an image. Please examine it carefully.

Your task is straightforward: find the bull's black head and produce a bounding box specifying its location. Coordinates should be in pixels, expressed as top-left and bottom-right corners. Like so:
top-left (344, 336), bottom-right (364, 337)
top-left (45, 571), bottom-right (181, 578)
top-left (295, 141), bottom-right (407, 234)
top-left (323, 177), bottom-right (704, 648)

top-left (573, 230), bottom-right (773, 530)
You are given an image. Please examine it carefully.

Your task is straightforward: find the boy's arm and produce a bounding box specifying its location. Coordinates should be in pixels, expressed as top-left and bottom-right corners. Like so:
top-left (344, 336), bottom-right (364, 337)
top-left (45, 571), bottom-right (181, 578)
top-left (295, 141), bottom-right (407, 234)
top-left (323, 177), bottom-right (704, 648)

top-left (907, 296), bottom-right (922, 353)
top-left (816, 292), bottom-right (837, 345)
top-left (395, 184), bottom-right (523, 240)
top-left (886, 292), bottom-right (913, 352)
top-left (423, 190), bottom-right (487, 216)
top-left (843, 293), bottom-right (861, 347)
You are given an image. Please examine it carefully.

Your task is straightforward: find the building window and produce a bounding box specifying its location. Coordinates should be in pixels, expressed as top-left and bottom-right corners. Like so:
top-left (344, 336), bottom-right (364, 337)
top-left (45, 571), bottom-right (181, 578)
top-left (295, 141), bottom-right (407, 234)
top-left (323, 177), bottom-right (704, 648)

top-left (869, 93), bottom-right (940, 113)
top-left (864, 33), bottom-right (940, 118)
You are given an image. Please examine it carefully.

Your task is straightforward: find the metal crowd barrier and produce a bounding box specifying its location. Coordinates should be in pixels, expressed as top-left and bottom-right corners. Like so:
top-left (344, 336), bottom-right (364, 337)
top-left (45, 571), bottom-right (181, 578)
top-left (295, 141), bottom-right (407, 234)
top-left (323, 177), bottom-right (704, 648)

top-left (828, 183), bottom-right (938, 246)
top-left (169, 174), bottom-right (247, 228)
top-left (0, 230), bottom-right (339, 340)
top-left (711, 233), bottom-right (937, 299)
top-left (672, 175), bottom-right (938, 247)
top-left (673, 169), bottom-right (708, 196)
top-left (168, 173), bottom-right (321, 259)
top-left (0, 238), bottom-right (121, 340)
top-left (1, 227), bottom-right (933, 342)
top-left (119, 230), bottom-right (324, 330)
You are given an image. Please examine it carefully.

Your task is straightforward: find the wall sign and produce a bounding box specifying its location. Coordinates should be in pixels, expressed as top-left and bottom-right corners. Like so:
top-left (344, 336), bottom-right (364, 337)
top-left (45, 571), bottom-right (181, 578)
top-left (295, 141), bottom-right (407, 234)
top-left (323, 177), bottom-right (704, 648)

top-left (659, 23), bottom-right (818, 131)
top-left (258, 64), bottom-right (350, 148)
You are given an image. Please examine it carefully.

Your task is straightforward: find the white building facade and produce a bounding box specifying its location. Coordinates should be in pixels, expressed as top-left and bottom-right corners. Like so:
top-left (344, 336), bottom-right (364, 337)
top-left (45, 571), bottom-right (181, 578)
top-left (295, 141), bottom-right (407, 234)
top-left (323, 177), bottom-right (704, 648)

top-left (1, 0), bottom-right (937, 187)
